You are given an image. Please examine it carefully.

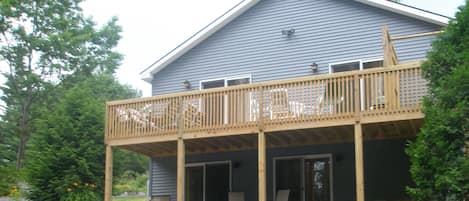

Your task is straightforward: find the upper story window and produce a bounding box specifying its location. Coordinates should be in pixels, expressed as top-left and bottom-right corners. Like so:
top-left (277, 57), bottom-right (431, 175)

top-left (200, 76), bottom-right (251, 90)
top-left (329, 59), bottom-right (383, 73)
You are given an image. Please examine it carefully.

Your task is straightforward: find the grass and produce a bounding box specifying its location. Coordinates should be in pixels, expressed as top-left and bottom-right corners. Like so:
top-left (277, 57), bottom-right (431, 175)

top-left (113, 197), bottom-right (146, 201)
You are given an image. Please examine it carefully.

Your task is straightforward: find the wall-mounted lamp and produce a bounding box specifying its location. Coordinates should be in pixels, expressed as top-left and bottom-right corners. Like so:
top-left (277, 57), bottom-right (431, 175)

top-left (311, 62), bottom-right (318, 72)
top-left (281, 28), bottom-right (295, 36)
top-left (183, 80), bottom-right (191, 89)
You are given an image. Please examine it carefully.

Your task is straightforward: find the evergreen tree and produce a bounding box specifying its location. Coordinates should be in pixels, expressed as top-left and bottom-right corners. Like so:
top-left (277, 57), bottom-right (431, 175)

top-left (406, 1), bottom-right (469, 200)
top-left (26, 74), bottom-right (139, 200)
top-left (0, 0), bottom-right (122, 170)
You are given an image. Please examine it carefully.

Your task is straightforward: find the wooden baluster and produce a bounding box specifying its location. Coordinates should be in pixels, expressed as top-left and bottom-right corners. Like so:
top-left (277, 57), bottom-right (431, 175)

top-left (354, 74), bottom-right (360, 119)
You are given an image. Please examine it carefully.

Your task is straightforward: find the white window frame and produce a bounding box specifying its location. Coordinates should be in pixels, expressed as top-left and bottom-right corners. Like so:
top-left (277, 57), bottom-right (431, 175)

top-left (199, 75), bottom-right (252, 123)
top-left (185, 160), bottom-right (233, 201)
top-left (328, 58), bottom-right (383, 110)
top-left (273, 154), bottom-right (334, 201)
top-left (199, 74), bottom-right (252, 90)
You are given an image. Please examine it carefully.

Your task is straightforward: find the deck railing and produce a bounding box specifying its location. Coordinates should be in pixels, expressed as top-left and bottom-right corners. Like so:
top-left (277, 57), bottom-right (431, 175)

top-left (105, 62), bottom-right (427, 142)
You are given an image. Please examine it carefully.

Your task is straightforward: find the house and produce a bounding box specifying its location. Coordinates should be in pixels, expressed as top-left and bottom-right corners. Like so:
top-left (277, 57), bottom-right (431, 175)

top-left (103, 1), bottom-right (450, 201)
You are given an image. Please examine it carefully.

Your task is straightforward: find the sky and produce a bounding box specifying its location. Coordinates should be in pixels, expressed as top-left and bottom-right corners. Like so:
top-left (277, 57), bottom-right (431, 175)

top-left (79, 0), bottom-right (465, 97)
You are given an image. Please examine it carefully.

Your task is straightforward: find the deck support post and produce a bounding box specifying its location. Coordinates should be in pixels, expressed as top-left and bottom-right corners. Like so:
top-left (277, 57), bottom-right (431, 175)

top-left (177, 138), bottom-right (185, 201)
top-left (258, 130), bottom-right (266, 201)
top-left (354, 122), bottom-right (365, 201)
top-left (104, 144), bottom-right (113, 201)
top-left (176, 97), bottom-right (185, 201)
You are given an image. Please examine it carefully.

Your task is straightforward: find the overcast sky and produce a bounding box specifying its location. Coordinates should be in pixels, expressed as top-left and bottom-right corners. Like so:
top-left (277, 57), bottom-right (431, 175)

top-left (81, 0), bottom-right (466, 97)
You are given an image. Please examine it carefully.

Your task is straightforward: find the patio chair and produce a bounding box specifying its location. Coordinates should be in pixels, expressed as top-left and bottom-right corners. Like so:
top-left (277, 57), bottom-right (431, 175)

top-left (269, 89), bottom-right (303, 119)
top-left (150, 101), bottom-right (178, 130)
top-left (183, 103), bottom-right (205, 128)
top-left (275, 189), bottom-right (290, 201)
top-left (228, 192), bottom-right (245, 201)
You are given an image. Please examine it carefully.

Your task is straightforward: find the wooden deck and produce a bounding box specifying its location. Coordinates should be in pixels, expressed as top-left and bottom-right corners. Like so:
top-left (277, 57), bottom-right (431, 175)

top-left (105, 61), bottom-right (427, 147)
top-left (103, 27), bottom-right (440, 201)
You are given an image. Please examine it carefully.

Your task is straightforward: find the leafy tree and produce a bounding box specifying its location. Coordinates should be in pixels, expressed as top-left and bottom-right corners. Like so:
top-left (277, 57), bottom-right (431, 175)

top-left (26, 74), bottom-right (140, 201)
top-left (0, 0), bottom-right (122, 170)
top-left (406, 1), bottom-right (469, 200)
top-left (113, 149), bottom-right (148, 177)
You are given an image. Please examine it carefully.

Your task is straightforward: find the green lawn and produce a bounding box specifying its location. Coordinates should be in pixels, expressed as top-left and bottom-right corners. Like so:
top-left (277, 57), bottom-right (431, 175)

top-left (113, 197), bottom-right (146, 201)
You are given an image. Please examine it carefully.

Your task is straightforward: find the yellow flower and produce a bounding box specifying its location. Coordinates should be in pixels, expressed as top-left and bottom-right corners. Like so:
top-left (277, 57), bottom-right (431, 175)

top-left (66, 188), bottom-right (72, 192)
top-left (85, 183), bottom-right (89, 186)
top-left (90, 184), bottom-right (96, 188)
top-left (73, 182), bottom-right (79, 187)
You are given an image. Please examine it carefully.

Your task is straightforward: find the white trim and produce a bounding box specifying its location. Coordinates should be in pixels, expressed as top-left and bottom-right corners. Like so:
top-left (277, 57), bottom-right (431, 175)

top-left (185, 160), bottom-right (232, 201)
top-left (329, 58), bottom-right (384, 111)
top-left (328, 59), bottom-right (362, 74)
top-left (355, 0), bottom-right (449, 26)
top-left (273, 154), bottom-right (334, 201)
top-left (199, 75), bottom-right (252, 124)
top-left (140, 0), bottom-right (449, 82)
top-left (199, 74), bottom-right (252, 90)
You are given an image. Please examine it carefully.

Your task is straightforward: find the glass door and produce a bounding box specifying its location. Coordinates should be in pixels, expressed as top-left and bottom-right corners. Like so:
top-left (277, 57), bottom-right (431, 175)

top-left (185, 166), bottom-right (204, 201)
top-left (226, 77), bottom-right (250, 124)
top-left (304, 158), bottom-right (331, 201)
top-left (200, 76), bottom-right (251, 125)
top-left (205, 163), bottom-right (230, 201)
top-left (201, 80), bottom-right (225, 126)
top-left (275, 159), bottom-right (302, 201)
top-left (185, 162), bottom-right (231, 201)
top-left (275, 155), bottom-right (333, 201)
top-left (330, 60), bottom-right (384, 111)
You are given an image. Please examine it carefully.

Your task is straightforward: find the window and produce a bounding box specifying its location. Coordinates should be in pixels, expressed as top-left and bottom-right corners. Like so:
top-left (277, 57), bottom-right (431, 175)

top-left (200, 75), bottom-right (251, 89)
top-left (200, 75), bottom-right (252, 124)
top-left (330, 61), bottom-right (360, 73)
top-left (329, 58), bottom-right (383, 73)
top-left (329, 59), bottom-right (384, 111)
top-left (363, 60), bottom-right (383, 69)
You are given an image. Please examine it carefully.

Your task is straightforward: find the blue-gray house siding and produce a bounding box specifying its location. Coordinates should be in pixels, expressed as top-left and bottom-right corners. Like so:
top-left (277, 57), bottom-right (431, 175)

top-left (148, 0), bottom-right (441, 200)
top-left (151, 0), bottom-right (441, 96)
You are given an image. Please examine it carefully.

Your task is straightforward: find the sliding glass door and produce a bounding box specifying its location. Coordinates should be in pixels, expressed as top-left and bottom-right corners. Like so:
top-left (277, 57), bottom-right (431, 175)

top-left (276, 159), bottom-right (302, 201)
top-left (186, 166), bottom-right (204, 201)
top-left (185, 162), bottom-right (231, 201)
top-left (201, 76), bottom-right (251, 125)
top-left (205, 163), bottom-right (230, 201)
top-left (304, 158), bottom-right (331, 201)
top-left (275, 155), bottom-right (333, 201)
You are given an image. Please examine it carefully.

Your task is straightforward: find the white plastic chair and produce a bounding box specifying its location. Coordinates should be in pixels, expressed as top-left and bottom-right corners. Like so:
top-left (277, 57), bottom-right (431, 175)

top-left (276, 189), bottom-right (290, 201)
top-left (228, 192), bottom-right (245, 201)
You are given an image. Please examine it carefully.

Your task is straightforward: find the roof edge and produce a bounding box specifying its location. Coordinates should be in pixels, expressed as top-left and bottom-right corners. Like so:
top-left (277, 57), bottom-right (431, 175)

top-left (141, 0), bottom-right (451, 83)
top-left (355, 0), bottom-right (450, 26)
top-left (140, 0), bottom-right (261, 83)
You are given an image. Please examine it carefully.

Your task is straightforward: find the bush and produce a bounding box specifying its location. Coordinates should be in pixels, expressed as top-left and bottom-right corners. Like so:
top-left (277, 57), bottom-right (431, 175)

top-left (61, 187), bottom-right (98, 201)
top-left (406, 1), bottom-right (469, 200)
top-left (0, 166), bottom-right (18, 196)
top-left (113, 171), bottom-right (148, 196)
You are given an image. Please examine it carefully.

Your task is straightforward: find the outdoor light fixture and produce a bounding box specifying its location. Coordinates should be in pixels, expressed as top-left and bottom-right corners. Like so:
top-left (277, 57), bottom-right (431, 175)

top-left (311, 62), bottom-right (318, 72)
top-left (281, 28), bottom-right (295, 36)
top-left (183, 80), bottom-right (191, 89)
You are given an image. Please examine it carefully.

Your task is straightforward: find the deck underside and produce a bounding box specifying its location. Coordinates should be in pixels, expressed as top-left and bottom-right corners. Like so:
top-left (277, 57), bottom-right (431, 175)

top-left (120, 118), bottom-right (423, 157)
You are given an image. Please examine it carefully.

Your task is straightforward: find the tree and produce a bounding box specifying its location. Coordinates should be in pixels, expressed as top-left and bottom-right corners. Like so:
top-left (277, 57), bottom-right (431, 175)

top-left (26, 74), bottom-right (140, 201)
top-left (0, 0), bottom-right (122, 169)
top-left (406, 1), bottom-right (469, 201)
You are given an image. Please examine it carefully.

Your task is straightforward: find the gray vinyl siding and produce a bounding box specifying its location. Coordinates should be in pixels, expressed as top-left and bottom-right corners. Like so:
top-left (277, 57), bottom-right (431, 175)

top-left (151, 0), bottom-right (441, 96)
top-left (150, 139), bottom-right (412, 201)
top-left (151, 157), bottom-right (177, 200)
